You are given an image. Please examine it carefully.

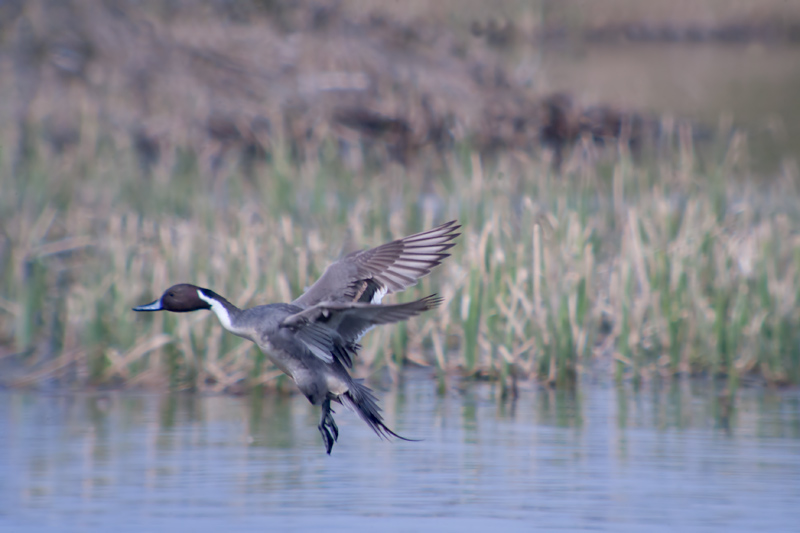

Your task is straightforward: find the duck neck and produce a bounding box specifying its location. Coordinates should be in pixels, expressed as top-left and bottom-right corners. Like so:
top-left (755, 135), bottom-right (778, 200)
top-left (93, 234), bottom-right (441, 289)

top-left (196, 288), bottom-right (242, 334)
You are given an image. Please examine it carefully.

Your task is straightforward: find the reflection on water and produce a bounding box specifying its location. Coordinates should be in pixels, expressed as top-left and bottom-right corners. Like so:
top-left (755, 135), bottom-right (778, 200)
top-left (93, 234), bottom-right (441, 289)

top-left (2, 375), bottom-right (799, 532)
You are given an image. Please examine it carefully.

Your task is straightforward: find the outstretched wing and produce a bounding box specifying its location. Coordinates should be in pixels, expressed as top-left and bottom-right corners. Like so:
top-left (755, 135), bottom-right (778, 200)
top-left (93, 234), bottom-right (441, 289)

top-left (291, 221), bottom-right (459, 308)
top-left (281, 295), bottom-right (443, 363)
top-left (276, 319), bottom-right (359, 368)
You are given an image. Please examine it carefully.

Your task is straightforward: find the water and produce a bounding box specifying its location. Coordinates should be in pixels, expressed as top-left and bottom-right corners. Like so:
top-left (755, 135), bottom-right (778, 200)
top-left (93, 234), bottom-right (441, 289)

top-left (2, 375), bottom-right (799, 532)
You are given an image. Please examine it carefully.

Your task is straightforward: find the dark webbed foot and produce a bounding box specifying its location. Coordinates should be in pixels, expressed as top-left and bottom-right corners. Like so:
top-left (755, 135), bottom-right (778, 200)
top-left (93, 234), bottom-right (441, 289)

top-left (324, 409), bottom-right (339, 442)
top-left (319, 423), bottom-right (335, 454)
top-left (319, 399), bottom-right (339, 455)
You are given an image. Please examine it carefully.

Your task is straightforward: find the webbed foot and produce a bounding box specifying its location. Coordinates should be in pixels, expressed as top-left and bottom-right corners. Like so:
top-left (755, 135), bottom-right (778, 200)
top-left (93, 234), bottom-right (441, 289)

top-left (318, 399), bottom-right (339, 454)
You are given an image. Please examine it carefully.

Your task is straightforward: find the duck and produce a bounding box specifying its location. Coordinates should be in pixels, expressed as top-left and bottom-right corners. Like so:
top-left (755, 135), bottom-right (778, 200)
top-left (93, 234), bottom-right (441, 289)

top-left (133, 220), bottom-right (460, 454)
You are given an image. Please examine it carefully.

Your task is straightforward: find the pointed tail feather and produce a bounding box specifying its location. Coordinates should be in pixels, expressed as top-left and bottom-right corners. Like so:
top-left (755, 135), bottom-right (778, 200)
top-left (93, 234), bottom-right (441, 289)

top-left (339, 379), bottom-right (419, 442)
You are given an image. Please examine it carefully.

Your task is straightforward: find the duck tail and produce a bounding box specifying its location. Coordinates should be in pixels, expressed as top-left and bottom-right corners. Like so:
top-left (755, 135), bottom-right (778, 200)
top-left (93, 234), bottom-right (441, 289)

top-left (339, 379), bottom-right (418, 442)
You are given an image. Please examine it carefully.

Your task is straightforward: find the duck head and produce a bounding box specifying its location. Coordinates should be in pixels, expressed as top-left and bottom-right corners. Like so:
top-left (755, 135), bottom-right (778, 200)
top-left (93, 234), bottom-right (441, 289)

top-left (133, 283), bottom-right (213, 313)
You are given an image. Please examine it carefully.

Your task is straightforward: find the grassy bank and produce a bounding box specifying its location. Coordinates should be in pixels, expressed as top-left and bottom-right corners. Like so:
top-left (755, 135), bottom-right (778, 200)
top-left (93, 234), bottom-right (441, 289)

top-left (1, 131), bottom-right (799, 391)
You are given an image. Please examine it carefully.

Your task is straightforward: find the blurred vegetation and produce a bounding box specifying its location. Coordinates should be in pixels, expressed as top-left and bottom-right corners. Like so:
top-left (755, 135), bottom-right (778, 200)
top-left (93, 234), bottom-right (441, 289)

top-left (2, 125), bottom-right (799, 391)
top-left (1, 0), bottom-right (799, 392)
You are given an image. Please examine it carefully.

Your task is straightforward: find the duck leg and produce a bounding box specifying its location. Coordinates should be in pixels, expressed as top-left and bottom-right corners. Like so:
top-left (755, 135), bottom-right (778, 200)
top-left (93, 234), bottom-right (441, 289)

top-left (318, 398), bottom-right (339, 454)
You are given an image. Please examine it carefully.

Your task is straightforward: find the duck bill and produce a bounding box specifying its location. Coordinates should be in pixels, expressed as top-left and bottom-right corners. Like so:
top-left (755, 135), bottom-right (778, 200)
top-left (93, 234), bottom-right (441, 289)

top-left (132, 299), bottom-right (164, 312)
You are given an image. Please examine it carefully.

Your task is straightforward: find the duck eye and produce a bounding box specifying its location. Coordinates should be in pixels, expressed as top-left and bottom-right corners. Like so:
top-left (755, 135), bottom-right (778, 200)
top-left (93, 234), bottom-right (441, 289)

top-left (168, 292), bottom-right (175, 298)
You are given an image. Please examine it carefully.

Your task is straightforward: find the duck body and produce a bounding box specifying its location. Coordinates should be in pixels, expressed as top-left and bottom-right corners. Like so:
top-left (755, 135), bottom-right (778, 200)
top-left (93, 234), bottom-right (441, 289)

top-left (216, 301), bottom-right (354, 403)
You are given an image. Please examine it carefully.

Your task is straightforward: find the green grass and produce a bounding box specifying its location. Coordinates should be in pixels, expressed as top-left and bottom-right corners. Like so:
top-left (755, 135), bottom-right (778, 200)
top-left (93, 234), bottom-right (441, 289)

top-left (1, 128), bottom-right (799, 391)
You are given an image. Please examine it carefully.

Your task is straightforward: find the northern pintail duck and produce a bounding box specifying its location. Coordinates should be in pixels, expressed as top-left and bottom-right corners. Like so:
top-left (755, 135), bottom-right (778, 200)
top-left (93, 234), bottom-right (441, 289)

top-left (133, 220), bottom-right (460, 454)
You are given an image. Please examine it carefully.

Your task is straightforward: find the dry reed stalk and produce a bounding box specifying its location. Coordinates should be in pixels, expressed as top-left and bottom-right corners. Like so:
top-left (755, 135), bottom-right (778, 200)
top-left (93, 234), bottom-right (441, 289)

top-left (104, 333), bottom-right (172, 381)
top-left (12, 349), bottom-right (86, 386)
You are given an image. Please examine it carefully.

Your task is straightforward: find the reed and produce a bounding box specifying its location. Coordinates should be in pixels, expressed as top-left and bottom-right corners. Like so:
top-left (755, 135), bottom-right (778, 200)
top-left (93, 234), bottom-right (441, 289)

top-left (1, 129), bottom-right (798, 391)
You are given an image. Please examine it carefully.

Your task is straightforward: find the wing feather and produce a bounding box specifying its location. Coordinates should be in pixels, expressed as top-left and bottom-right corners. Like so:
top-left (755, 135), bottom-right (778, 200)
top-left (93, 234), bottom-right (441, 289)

top-left (281, 321), bottom-right (355, 368)
top-left (282, 295), bottom-right (443, 349)
top-left (292, 221), bottom-right (459, 308)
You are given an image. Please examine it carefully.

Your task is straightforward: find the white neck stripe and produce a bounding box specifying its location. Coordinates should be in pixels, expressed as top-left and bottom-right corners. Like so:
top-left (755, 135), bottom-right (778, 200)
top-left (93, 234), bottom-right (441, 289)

top-left (197, 290), bottom-right (235, 332)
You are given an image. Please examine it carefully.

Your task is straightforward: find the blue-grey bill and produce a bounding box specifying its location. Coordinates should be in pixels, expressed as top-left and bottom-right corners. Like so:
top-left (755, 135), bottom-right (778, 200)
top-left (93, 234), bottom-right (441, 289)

top-left (132, 299), bottom-right (163, 312)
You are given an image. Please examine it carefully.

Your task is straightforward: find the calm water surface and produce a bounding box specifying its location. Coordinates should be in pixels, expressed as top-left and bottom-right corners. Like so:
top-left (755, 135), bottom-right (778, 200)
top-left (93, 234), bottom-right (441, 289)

top-left (2, 375), bottom-right (799, 532)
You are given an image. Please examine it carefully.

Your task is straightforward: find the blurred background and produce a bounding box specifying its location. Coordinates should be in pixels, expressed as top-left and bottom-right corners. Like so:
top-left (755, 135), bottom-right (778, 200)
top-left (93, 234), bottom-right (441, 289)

top-left (1, 1), bottom-right (800, 531)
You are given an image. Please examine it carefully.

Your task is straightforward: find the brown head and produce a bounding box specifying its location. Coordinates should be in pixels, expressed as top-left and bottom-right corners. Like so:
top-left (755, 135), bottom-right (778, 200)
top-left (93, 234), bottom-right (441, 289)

top-left (132, 283), bottom-right (213, 313)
